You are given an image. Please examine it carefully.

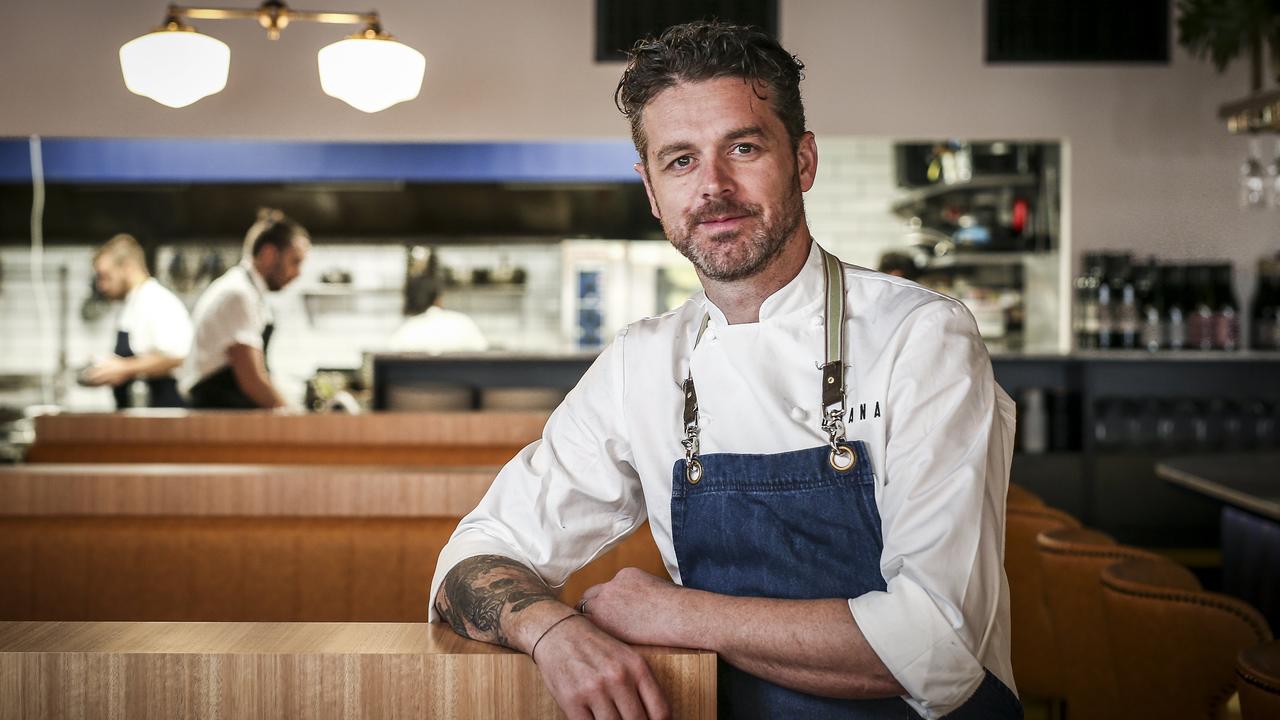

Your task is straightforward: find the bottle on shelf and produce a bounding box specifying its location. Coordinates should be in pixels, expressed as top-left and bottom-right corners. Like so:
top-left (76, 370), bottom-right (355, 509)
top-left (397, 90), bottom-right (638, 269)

top-left (1211, 264), bottom-right (1241, 351)
top-left (1252, 259), bottom-right (1279, 350)
top-left (1136, 258), bottom-right (1162, 352)
top-left (1076, 253), bottom-right (1103, 350)
top-left (1113, 256), bottom-right (1139, 349)
top-left (1096, 254), bottom-right (1128, 349)
top-left (1186, 265), bottom-right (1216, 350)
top-left (1163, 264), bottom-right (1187, 351)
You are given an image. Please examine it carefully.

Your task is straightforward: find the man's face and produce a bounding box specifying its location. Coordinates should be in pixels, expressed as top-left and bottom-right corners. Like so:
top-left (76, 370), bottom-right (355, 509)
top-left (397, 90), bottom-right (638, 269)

top-left (261, 236), bottom-right (310, 291)
top-left (93, 257), bottom-right (128, 300)
top-left (635, 77), bottom-right (817, 282)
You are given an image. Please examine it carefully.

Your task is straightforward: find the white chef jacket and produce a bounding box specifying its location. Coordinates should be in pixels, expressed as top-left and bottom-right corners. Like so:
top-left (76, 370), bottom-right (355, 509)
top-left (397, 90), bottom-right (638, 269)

top-left (116, 278), bottom-right (193, 375)
top-left (180, 261), bottom-right (272, 394)
top-left (388, 306), bottom-right (489, 353)
top-left (429, 241), bottom-right (1017, 718)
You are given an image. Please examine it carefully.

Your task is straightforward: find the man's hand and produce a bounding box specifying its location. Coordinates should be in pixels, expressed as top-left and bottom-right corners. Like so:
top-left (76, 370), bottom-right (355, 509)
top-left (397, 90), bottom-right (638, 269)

top-left (82, 355), bottom-right (132, 387)
top-left (435, 555), bottom-right (671, 719)
top-left (532, 614), bottom-right (670, 720)
top-left (578, 568), bottom-right (693, 649)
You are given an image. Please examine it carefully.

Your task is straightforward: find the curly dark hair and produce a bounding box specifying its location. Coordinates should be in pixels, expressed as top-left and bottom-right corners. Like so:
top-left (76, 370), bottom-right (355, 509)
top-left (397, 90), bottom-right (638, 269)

top-left (614, 20), bottom-right (807, 162)
top-left (244, 207), bottom-right (308, 258)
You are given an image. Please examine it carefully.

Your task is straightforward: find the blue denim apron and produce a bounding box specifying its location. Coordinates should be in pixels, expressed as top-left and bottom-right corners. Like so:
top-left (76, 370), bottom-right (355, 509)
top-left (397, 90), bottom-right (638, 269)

top-left (670, 248), bottom-right (1022, 719)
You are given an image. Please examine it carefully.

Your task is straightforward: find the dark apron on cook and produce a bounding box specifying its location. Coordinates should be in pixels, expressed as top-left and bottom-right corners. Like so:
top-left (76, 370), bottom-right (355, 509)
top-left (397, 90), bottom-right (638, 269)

top-left (669, 248), bottom-right (1022, 719)
top-left (188, 266), bottom-right (275, 409)
top-left (111, 330), bottom-right (185, 409)
top-left (187, 323), bottom-right (274, 409)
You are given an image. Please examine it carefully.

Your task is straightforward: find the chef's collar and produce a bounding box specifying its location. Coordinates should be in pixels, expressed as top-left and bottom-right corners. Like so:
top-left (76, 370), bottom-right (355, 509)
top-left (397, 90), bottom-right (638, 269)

top-left (699, 238), bottom-right (826, 326)
top-left (122, 276), bottom-right (152, 306)
top-left (239, 259), bottom-right (270, 298)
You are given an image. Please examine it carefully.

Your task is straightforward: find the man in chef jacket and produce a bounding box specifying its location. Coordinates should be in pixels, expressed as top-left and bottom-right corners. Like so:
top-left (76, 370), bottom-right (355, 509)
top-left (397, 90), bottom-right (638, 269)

top-left (389, 247), bottom-right (488, 354)
top-left (181, 209), bottom-right (309, 409)
top-left (83, 233), bottom-right (192, 408)
top-left (430, 21), bottom-right (1020, 720)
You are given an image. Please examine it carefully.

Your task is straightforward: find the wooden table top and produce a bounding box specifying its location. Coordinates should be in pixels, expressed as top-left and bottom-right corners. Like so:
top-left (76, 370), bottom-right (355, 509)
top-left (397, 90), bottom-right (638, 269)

top-left (1156, 453), bottom-right (1280, 522)
top-left (0, 621), bottom-right (707, 658)
top-left (0, 622), bottom-right (718, 719)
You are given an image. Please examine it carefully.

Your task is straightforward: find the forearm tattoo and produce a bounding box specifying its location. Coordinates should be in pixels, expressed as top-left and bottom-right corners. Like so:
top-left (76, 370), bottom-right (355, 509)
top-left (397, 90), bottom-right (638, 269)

top-left (435, 554), bottom-right (557, 648)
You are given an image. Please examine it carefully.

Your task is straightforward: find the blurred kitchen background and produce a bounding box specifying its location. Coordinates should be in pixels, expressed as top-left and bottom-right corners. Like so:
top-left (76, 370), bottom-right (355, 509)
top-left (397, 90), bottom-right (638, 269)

top-left (0, 136), bottom-right (1062, 411)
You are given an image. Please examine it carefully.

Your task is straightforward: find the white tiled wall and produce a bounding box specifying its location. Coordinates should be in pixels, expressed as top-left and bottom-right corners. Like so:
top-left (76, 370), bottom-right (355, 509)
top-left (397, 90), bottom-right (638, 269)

top-left (805, 138), bottom-right (908, 269)
top-left (0, 247), bottom-right (118, 410)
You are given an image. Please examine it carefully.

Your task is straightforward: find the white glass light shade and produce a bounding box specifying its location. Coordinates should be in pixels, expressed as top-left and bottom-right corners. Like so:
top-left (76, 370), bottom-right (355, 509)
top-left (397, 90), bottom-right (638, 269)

top-left (317, 37), bottom-right (425, 113)
top-left (120, 29), bottom-right (230, 108)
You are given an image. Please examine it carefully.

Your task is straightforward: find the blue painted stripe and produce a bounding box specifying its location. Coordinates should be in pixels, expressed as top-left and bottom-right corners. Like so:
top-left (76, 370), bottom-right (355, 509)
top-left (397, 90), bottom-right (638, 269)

top-left (0, 138), bottom-right (643, 184)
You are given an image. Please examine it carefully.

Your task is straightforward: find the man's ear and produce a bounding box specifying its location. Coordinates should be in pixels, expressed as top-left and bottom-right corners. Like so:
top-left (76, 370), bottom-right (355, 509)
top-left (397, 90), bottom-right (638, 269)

top-left (796, 131), bottom-right (818, 193)
top-left (635, 162), bottom-right (662, 220)
top-left (256, 244), bottom-right (278, 270)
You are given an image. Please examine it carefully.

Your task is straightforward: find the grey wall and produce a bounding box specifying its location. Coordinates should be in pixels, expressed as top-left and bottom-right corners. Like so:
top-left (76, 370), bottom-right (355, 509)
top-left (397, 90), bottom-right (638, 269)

top-left (4, 1), bottom-right (1278, 278)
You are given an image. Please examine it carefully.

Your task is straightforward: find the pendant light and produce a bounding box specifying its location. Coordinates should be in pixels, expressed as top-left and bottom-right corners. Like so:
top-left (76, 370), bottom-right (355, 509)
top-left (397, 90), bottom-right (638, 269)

top-left (317, 27), bottom-right (426, 113)
top-left (119, 19), bottom-right (230, 109)
top-left (119, 1), bottom-right (424, 112)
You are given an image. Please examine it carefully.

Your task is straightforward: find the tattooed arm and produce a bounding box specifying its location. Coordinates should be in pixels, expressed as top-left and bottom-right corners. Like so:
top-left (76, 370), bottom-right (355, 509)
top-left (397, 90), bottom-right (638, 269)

top-left (433, 554), bottom-right (565, 651)
top-left (433, 556), bottom-right (671, 720)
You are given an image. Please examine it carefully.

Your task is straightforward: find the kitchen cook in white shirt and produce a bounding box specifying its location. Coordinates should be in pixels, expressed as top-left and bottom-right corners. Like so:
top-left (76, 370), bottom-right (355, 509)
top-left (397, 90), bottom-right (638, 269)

top-left (180, 260), bottom-right (273, 397)
top-left (117, 277), bottom-right (193, 373)
top-left (431, 240), bottom-right (1018, 718)
top-left (388, 305), bottom-right (489, 354)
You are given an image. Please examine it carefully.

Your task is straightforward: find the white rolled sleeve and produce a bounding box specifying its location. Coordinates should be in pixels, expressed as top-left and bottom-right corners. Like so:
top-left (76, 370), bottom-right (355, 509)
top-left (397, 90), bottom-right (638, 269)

top-left (429, 332), bottom-right (646, 621)
top-left (848, 301), bottom-right (1016, 718)
top-left (219, 291), bottom-right (265, 350)
top-left (146, 292), bottom-right (194, 360)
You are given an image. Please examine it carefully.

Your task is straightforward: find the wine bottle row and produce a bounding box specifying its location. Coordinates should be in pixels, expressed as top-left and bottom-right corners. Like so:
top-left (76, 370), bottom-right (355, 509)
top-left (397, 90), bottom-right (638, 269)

top-left (1073, 253), bottom-right (1280, 352)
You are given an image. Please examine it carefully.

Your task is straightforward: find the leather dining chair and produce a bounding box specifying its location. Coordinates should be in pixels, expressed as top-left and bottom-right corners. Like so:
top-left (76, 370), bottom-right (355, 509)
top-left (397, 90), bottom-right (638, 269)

top-left (1101, 558), bottom-right (1273, 720)
top-left (1035, 527), bottom-right (1167, 720)
top-left (1237, 639), bottom-right (1280, 720)
top-left (1005, 504), bottom-right (1079, 706)
top-left (1007, 482), bottom-right (1046, 509)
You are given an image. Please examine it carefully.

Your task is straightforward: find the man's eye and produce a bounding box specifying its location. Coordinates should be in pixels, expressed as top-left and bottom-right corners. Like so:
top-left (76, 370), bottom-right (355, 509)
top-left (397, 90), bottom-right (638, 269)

top-left (670, 156), bottom-right (693, 169)
top-left (732, 144), bottom-right (757, 155)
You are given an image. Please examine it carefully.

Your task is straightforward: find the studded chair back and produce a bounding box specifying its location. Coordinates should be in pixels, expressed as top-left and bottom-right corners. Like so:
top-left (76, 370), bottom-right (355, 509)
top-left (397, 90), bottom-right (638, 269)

top-left (1102, 558), bottom-right (1273, 720)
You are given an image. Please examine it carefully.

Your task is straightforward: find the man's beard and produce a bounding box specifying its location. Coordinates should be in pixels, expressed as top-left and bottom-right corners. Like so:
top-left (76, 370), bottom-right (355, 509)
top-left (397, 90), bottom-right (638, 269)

top-left (264, 263), bottom-right (285, 291)
top-left (666, 181), bottom-right (804, 283)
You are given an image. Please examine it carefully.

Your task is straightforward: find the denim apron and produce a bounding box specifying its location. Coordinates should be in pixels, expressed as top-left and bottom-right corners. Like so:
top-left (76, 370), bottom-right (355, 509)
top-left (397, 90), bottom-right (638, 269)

top-left (111, 330), bottom-right (185, 409)
top-left (670, 248), bottom-right (1022, 719)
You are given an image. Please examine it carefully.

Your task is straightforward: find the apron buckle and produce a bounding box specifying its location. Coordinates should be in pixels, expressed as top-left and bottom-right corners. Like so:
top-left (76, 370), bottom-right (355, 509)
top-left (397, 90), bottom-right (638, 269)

top-left (685, 457), bottom-right (703, 484)
top-left (828, 443), bottom-right (856, 472)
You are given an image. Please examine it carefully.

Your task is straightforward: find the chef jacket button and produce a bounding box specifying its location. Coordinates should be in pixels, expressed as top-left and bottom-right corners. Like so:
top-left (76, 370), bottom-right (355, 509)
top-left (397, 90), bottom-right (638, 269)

top-left (790, 406), bottom-right (808, 422)
top-left (811, 316), bottom-right (822, 326)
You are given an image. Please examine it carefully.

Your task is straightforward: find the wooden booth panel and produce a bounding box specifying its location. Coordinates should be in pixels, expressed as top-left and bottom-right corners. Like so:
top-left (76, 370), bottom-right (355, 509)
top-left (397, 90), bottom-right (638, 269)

top-left (23, 442), bottom-right (530, 467)
top-left (0, 518), bottom-right (450, 622)
top-left (0, 517), bottom-right (668, 623)
top-left (0, 465), bottom-right (499, 518)
top-left (0, 622), bottom-right (717, 720)
top-left (26, 411), bottom-right (552, 466)
top-left (32, 411), bottom-right (551, 447)
top-left (0, 463), bottom-right (671, 623)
